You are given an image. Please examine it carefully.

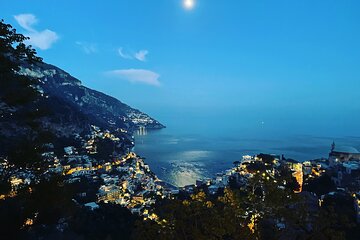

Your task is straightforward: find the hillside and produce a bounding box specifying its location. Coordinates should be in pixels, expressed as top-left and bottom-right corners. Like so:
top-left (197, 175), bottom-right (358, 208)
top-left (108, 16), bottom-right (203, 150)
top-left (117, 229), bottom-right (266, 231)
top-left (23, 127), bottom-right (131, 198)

top-left (0, 19), bottom-right (164, 162)
top-left (18, 61), bottom-right (165, 132)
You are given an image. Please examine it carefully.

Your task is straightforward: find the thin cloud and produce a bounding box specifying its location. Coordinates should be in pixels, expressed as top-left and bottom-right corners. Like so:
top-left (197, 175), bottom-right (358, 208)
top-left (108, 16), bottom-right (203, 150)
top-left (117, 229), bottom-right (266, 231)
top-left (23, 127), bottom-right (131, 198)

top-left (14, 14), bottom-right (37, 32)
top-left (107, 69), bottom-right (161, 87)
top-left (14, 13), bottom-right (59, 50)
top-left (118, 47), bottom-right (149, 62)
top-left (135, 50), bottom-right (148, 62)
top-left (118, 47), bottom-right (133, 59)
top-left (26, 30), bottom-right (58, 50)
top-left (76, 41), bottom-right (98, 54)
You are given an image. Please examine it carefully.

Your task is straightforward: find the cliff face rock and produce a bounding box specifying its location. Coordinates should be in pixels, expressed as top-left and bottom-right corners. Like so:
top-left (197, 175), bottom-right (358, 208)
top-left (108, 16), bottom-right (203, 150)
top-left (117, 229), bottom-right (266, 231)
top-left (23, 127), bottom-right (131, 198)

top-left (18, 62), bottom-right (165, 132)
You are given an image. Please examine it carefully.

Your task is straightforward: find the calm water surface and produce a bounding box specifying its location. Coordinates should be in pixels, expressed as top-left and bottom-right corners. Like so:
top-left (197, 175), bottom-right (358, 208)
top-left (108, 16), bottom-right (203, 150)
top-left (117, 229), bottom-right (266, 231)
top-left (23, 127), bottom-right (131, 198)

top-left (134, 109), bottom-right (360, 187)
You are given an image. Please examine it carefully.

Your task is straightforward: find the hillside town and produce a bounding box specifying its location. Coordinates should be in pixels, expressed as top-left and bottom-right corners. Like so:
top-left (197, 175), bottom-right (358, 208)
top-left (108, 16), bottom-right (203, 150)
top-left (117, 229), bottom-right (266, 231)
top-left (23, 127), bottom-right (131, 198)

top-left (0, 125), bottom-right (175, 220)
top-left (1, 120), bottom-right (360, 232)
top-left (188, 142), bottom-right (360, 227)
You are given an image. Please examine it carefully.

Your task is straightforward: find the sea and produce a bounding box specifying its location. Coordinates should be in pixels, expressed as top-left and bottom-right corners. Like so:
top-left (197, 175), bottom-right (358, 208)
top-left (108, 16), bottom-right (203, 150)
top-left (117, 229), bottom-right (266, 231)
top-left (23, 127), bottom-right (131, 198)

top-left (134, 108), bottom-right (360, 187)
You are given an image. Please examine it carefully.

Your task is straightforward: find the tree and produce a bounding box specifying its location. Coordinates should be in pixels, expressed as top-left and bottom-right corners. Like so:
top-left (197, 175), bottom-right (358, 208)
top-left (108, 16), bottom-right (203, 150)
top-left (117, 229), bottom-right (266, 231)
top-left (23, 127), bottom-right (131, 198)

top-left (0, 19), bottom-right (46, 167)
top-left (0, 19), bottom-right (42, 106)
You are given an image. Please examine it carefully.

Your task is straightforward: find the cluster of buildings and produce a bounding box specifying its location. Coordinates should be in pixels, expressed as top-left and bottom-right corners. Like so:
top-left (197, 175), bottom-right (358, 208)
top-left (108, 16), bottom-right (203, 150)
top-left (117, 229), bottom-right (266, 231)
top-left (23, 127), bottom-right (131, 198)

top-left (188, 143), bottom-right (360, 225)
top-left (125, 110), bottom-right (159, 128)
top-left (1, 121), bottom-right (360, 226)
top-left (0, 125), bottom-right (167, 221)
top-left (328, 143), bottom-right (360, 188)
top-left (0, 158), bottom-right (37, 199)
top-left (95, 154), bottom-right (163, 219)
top-left (83, 125), bottom-right (122, 155)
top-left (295, 143), bottom-right (360, 223)
top-left (53, 126), bottom-right (176, 219)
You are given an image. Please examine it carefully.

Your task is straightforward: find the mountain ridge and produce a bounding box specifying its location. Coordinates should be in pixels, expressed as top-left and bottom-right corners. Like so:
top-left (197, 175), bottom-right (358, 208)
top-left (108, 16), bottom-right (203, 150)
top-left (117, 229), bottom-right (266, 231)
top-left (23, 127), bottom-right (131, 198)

top-left (18, 61), bottom-right (165, 132)
top-left (1, 55), bottom-right (164, 160)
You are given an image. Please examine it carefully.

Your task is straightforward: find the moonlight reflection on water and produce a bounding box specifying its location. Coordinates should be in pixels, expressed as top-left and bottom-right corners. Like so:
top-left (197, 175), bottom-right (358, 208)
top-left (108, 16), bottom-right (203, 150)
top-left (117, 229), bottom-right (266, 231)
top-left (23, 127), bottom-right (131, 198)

top-left (134, 122), bottom-right (360, 187)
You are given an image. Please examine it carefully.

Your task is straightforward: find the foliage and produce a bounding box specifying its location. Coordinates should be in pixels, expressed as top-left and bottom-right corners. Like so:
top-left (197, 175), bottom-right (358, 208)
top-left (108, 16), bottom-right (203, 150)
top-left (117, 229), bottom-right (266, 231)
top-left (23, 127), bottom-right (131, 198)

top-left (134, 169), bottom-right (359, 240)
top-left (134, 189), bottom-right (254, 240)
top-left (0, 19), bottom-right (50, 168)
top-left (69, 203), bottom-right (137, 240)
top-left (303, 174), bottom-right (336, 196)
top-left (0, 19), bottom-right (42, 106)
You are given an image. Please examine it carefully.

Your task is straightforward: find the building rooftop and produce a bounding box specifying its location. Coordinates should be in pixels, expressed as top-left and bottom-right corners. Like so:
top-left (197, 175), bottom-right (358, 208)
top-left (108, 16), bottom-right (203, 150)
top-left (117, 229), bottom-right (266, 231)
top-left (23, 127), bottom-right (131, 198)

top-left (84, 202), bottom-right (99, 210)
top-left (343, 161), bottom-right (360, 170)
top-left (333, 146), bottom-right (360, 154)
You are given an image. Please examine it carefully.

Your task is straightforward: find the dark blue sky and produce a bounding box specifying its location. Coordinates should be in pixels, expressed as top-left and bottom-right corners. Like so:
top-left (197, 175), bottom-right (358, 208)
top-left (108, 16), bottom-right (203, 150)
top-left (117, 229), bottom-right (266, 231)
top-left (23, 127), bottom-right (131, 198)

top-left (2, 0), bottom-right (360, 121)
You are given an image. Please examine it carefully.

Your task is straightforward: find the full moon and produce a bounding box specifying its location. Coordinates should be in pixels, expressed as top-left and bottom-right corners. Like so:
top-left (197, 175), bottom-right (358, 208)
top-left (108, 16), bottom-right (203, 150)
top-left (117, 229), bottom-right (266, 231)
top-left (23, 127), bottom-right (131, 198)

top-left (183, 0), bottom-right (195, 10)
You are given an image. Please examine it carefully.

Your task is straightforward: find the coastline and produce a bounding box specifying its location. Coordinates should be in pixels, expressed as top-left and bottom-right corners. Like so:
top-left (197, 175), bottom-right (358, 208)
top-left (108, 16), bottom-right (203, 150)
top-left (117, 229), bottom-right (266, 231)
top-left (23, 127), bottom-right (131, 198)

top-left (133, 126), bottom-right (360, 187)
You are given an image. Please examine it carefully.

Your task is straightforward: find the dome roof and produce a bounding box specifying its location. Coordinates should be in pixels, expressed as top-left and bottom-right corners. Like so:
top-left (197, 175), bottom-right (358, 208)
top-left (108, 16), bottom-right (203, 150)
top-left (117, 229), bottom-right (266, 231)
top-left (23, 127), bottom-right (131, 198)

top-left (333, 146), bottom-right (360, 154)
